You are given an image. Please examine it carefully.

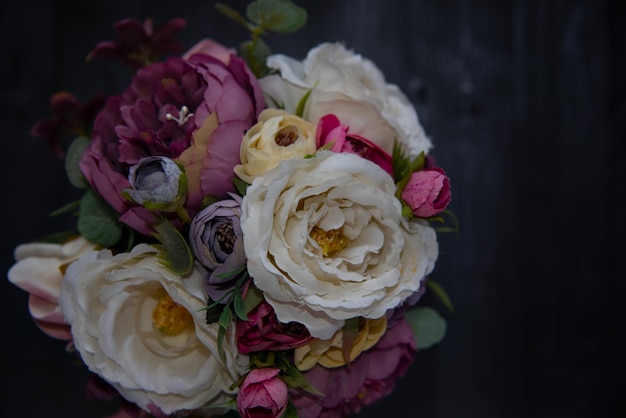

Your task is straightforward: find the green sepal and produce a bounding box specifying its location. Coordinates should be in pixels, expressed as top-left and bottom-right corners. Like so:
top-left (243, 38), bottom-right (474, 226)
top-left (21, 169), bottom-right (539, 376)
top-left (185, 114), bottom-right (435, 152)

top-left (201, 195), bottom-right (219, 209)
top-left (233, 177), bottom-right (250, 197)
top-left (404, 307), bottom-right (447, 349)
top-left (77, 189), bottom-right (123, 247)
top-left (342, 317), bottom-right (360, 367)
top-left (65, 136), bottom-right (90, 188)
top-left (426, 280), bottom-right (455, 313)
top-left (295, 88), bottom-right (312, 118)
top-left (401, 203), bottom-right (414, 219)
top-left (243, 284), bottom-right (264, 314)
top-left (152, 219), bottom-right (193, 275)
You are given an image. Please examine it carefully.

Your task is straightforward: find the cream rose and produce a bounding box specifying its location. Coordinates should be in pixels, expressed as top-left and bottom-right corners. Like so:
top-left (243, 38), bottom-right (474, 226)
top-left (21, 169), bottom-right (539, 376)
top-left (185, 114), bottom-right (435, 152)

top-left (59, 244), bottom-right (247, 415)
top-left (241, 152), bottom-right (438, 339)
top-left (234, 108), bottom-right (316, 184)
top-left (8, 236), bottom-right (96, 340)
top-left (260, 42), bottom-right (431, 157)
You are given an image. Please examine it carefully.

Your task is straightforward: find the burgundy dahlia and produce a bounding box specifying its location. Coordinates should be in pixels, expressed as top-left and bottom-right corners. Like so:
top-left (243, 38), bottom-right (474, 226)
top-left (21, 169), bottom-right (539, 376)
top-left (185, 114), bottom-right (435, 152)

top-left (80, 51), bottom-right (265, 236)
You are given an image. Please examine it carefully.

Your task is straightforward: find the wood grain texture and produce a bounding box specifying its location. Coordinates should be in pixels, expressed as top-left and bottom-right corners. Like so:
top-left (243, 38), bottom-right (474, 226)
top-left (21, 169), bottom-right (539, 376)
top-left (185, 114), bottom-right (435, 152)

top-left (1, 1), bottom-right (623, 417)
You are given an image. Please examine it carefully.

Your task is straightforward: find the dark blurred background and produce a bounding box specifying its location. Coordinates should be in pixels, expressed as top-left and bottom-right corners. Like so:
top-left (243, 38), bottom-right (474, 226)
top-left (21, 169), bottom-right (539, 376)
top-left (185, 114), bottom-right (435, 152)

top-left (1, 0), bottom-right (624, 417)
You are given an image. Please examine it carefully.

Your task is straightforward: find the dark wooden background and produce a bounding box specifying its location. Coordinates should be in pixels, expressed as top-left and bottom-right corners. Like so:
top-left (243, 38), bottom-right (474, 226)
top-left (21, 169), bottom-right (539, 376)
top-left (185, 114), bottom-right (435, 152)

top-left (1, 1), bottom-right (624, 417)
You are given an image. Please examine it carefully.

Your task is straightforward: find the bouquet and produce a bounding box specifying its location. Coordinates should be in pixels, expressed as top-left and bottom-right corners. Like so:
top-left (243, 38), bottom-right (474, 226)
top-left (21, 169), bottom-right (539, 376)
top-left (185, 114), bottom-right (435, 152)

top-left (7, 1), bottom-right (456, 417)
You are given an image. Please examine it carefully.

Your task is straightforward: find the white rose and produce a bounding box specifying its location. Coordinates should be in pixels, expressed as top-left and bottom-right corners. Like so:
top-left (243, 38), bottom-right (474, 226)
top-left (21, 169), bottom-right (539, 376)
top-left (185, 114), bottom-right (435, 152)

top-left (241, 152), bottom-right (438, 339)
top-left (234, 108), bottom-right (317, 184)
top-left (260, 42), bottom-right (431, 157)
top-left (59, 244), bottom-right (247, 415)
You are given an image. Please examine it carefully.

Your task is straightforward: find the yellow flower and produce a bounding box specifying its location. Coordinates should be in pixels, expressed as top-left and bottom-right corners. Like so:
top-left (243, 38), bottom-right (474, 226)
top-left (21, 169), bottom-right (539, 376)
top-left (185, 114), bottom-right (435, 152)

top-left (294, 316), bottom-right (388, 371)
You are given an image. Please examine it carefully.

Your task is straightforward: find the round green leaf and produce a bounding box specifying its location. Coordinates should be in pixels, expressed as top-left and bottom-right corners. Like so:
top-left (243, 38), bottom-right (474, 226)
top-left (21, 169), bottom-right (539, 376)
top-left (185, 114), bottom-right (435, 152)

top-left (77, 189), bottom-right (123, 247)
top-left (246, 0), bottom-right (307, 33)
top-left (405, 307), bottom-right (447, 349)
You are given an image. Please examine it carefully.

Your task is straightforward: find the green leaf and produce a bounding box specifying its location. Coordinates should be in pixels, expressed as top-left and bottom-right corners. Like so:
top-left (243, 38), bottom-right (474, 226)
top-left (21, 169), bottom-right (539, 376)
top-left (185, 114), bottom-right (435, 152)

top-left (65, 136), bottom-right (90, 188)
top-left (201, 195), bottom-right (219, 209)
top-left (50, 200), bottom-right (80, 217)
top-left (153, 220), bottom-right (194, 275)
top-left (233, 177), bottom-right (250, 197)
top-left (426, 280), bottom-right (455, 313)
top-left (405, 307), bottom-right (447, 349)
top-left (217, 306), bottom-right (233, 361)
top-left (34, 230), bottom-right (79, 244)
top-left (233, 291), bottom-right (248, 321)
top-left (77, 189), bottom-right (123, 247)
top-left (247, 0), bottom-right (307, 34)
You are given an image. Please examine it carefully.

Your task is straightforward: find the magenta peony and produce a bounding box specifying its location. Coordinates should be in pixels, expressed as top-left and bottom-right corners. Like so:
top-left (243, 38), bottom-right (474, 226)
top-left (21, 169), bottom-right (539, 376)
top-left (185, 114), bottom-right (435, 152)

top-left (80, 49), bottom-right (264, 236)
top-left (237, 368), bottom-right (289, 418)
top-left (290, 317), bottom-right (417, 418)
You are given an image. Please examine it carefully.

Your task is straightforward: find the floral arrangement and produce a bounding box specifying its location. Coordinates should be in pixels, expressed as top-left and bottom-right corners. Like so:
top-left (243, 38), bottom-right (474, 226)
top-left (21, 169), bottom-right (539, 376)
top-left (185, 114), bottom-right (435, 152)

top-left (7, 1), bottom-right (456, 417)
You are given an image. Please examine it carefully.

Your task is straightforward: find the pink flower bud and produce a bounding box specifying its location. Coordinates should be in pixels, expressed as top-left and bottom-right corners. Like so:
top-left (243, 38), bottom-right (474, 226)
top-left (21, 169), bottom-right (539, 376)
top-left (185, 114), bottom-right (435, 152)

top-left (237, 368), bottom-right (288, 418)
top-left (401, 168), bottom-right (451, 218)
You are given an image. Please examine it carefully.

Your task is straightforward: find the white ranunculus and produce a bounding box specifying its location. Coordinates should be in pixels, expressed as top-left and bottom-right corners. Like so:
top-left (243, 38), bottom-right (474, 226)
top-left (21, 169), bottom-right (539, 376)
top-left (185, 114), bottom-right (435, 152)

top-left (241, 152), bottom-right (438, 339)
top-left (59, 244), bottom-right (247, 415)
top-left (260, 42), bottom-right (431, 157)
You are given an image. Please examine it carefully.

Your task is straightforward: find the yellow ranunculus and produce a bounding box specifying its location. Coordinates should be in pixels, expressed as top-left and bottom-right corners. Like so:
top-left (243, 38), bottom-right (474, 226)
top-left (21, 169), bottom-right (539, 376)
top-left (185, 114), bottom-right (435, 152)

top-left (234, 109), bottom-right (316, 184)
top-left (294, 316), bottom-right (388, 371)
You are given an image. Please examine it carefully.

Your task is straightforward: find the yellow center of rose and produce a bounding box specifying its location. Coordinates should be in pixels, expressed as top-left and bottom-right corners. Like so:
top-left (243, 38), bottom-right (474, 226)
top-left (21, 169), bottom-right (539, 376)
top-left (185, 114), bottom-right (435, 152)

top-left (310, 226), bottom-right (348, 257)
top-left (152, 293), bottom-right (193, 335)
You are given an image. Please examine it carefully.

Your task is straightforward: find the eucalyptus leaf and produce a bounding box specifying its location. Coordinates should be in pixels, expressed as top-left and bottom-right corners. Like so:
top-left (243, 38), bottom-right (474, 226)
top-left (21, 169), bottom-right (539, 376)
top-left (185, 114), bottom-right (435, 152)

top-left (247, 0), bottom-right (307, 34)
top-left (65, 136), bottom-right (90, 188)
top-left (405, 307), bottom-right (447, 349)
top-left (77, 189), bottom-right (123, 247)
top-left (153, 220), bottom-right (194, 275)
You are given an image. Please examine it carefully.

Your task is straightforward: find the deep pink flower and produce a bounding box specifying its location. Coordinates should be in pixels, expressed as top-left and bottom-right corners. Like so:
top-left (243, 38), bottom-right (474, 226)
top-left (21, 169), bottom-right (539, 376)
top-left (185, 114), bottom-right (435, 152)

top-left (80, 52), bottom-right (265, 236)
top-left (237, 368), bottom-right (289, 418)
top-left (401, 167), bottom-right (451, 218)
top-left (236, 299), bottom-right (312, 354)
top-left (87, 18), bottom-right (187, 69)
top-left (31, 91), bottom-right (106, 158)
top-left (291, 317), bottom-right (417, 418)
top-left (316, 113), bottom-right (393, 175)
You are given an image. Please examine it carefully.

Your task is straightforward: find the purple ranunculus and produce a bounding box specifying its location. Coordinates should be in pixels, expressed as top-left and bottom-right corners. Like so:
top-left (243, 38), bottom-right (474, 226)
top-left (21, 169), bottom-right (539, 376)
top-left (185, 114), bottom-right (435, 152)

top-left (189, 195), bottom-right (245, 303)
top-left (80, 50), bottom-right (265, 236)
top-left (291, 317), bottom-right (417, 418)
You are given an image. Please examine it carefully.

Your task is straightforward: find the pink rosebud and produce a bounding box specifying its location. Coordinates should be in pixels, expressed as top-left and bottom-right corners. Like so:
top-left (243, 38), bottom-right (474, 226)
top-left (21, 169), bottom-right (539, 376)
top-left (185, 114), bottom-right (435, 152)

top-left (237, 368), bottom-right (288, 418)
top-left (316, 114), bottom-right (394, 175)
top-left (401, 168), bottom-right (451, 218)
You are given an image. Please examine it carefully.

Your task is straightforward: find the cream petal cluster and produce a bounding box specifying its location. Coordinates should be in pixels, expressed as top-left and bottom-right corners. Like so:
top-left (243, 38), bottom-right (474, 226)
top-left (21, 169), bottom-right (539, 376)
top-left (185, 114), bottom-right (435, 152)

top-left (234, 109), bottom-right (317, 184)
top-left (241, 152), bottom-right (438, 339)
top-left (59, 244), bottom-right (247, 415)
top-left (260, 42), bottom-right (431, 157)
